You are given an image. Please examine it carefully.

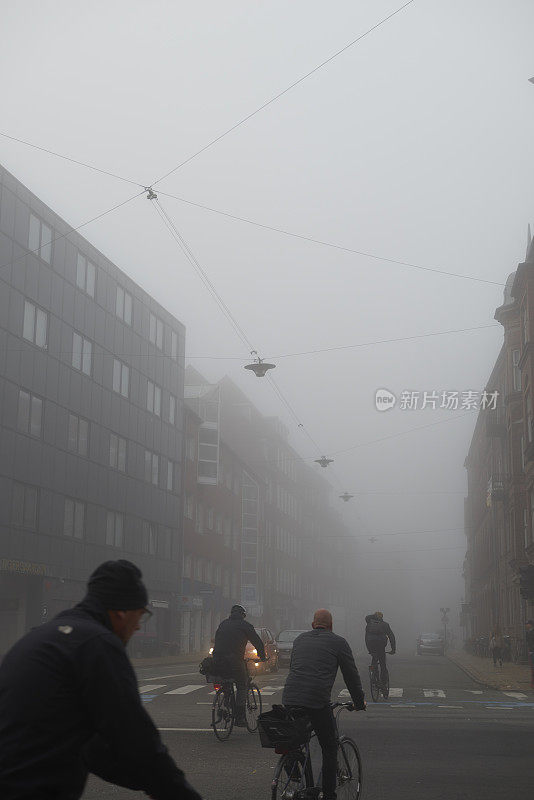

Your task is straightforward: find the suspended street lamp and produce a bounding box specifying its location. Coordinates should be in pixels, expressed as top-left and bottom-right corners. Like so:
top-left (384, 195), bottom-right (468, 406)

top-left (339, 492), bottom-right (354, 502)
top-left (244, 351), bottom-right (276, 378)
top-left (315, 456), bottom-right (334, 468)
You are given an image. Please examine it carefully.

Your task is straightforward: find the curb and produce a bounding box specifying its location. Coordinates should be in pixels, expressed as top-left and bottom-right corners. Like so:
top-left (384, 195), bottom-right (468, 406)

top-left (446, 653), bottom-right (529, 693)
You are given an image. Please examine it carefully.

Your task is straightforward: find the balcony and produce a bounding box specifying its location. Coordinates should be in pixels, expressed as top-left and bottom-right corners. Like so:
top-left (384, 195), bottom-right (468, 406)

top-left (485, 408), bottom-right (505, 438)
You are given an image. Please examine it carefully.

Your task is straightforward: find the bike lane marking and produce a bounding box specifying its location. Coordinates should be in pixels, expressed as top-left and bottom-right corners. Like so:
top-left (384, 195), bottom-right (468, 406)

top-left (423, 689), bottom-right (446, 698)
top-left (503, 692), bottom-right (527, 699)
top-left (139, 685), bottom-right (166, 693)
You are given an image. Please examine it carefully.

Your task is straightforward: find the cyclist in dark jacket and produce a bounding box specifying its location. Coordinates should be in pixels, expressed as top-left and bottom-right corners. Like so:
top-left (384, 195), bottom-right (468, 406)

top-left (283, 609), bottom-right (365, 800)
top-left (0, 560), bottom-right (202, 800)
top-left (212, 604), bottom-right (266, 725)
top-left (365, 611), bottom-right (396, 688)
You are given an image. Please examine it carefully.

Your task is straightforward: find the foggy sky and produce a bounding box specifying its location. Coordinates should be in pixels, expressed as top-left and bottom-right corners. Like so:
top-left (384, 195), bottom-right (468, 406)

top-left (2, 0), bottom-right (533, 641)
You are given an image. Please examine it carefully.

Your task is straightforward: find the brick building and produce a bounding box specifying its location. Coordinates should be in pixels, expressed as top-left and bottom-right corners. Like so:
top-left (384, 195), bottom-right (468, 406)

top-left (463, 235), bottom-right (534, 653)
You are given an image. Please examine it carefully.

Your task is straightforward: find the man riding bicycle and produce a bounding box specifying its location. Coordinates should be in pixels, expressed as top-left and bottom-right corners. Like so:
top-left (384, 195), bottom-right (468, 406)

top-left (365, 611), bottom-right (396, 688)
top-left (212, 604), bottom-right (266, 726)
top-left (282, 609), bottom-right (365, 800)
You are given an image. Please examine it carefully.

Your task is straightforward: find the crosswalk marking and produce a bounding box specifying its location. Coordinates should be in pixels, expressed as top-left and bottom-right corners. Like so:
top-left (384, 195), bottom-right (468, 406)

top-left (423, 689), bottom-right (446, 698)
top-left (503, 692), bottom-right (527, 700)
top-left (389, 688), bottom-right (403, 697)
top-left (165, 685), bottom-right (204, 695)
top-left (139, 684), bottom-right (166, 693)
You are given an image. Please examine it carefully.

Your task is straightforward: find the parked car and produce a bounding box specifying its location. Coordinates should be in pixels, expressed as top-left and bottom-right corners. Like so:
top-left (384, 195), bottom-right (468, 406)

top-left (209, 627), bottom-right (279, 673)
top-left (417, 632), bottom-right (445, 656)
top-left (276, 629), bottom-right (308, 666)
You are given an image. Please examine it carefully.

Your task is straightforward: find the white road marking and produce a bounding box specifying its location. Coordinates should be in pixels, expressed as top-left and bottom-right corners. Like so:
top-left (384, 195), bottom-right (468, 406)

top-left (486, 706), bottom-right (514, 710)
top-left (395, 704), bottom-right (416, 708)
top-left (165, 685), bottom-right (205, 695)
top-left (423, 689), bottom-right (446, 698)
top-left (139, 685), bottom-right (166, 693)
top-left (159, 727), bottom-right (213, 732)
top-left (140, 672), bottom-right (200, 680)
top-left (389, 688), bottom-right (403, 697)
top-left (466, 690), bottom-right (483, 694)
top-left (503, 692), bottom-right (527, 700)
top-left (339, 689), bottom-right (350, 697)
top-left (438, 705), bottom-right (463, 709)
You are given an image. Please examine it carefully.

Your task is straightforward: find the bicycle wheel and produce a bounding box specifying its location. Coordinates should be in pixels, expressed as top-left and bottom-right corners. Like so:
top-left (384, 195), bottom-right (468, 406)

top-left (336, 737), bottom-right (363, 800)
top-left (212, 687), bottom-right (234, 741)
top-left (271, 751), bottom-right (314, 800)
top-left (381, 671), bottom-right (390, 700)
top-left (245, 683), bottom-right (262, 733)
top-left (369, 666), bottom-right (379, 703)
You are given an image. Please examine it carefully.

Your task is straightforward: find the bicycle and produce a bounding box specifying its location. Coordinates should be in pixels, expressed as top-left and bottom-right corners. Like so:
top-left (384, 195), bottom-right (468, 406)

top-left (269, 702), bottom-right (362, 800)
top-left (211, 658), bottom-right (262, 741)
top-left (368, 651), bottom-right (392, 702)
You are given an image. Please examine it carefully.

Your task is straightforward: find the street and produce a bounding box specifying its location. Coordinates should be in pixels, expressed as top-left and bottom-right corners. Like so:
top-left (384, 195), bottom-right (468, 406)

top-left (83, 652), bottom-right (533, 799)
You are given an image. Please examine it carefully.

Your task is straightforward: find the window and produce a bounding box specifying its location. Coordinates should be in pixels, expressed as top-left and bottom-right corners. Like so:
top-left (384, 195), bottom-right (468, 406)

top-left (512, 349), bottom-right (521, 392)
top-left (29, 213), bottom-right (52, 263)
top-left (206, 508), bottom-right (214, 530)
top-left (106, 511), bottom-right (124, 548)
top-left (64, 498), bottom-right (85, 539)
top-left (23, 300), bottom-right (47, 348)
top-left (524, 508), bottom-right (529, 549)
top-left (109, 433), bottom-right (127, 472)
top-left (195, 559), bottom-right (203, 580)
top-left (12, 482), bottom-right (38, 529)
top-left (183, 554), bottom-right (192, 578)
top-left (223, 569), bottom-right (230, 598)
top-left (149, 312), bottom-right (163, 349)
top-left (72, 332), bottom-right (92, 376)
top-left (146, 380), bottom-right (161, 416)
top-left (214, 565), bottom-right (221, 585)
top-left (527, 392), bottom-right (533, 444)
top-left (169, 394), bottom-right (176, 425)
top-left (205, 561), bottom-right (213, 584)
top-left (185, 494), bottom-right (194, 519)
top-left (198, 426), bottom-right (218, 484)
top-left (187, 436), bottom-right (196, 461)
top-left (167, 460), bottom-right (174, 492)
top-left (112, 359), bottom-right (129, 397)
top-left (67, 414), bottom-right (89, 456)
top-left (76, 253), bottom-right (96, 297)
top-left (144, 450), bottom-right (159, 485)
top-left (171, 330), bottom-right (178, 360)
top-left (17, 390), bottom-right (42, 437)
top-left (223, 517), bottom-right (231, 547)
top-left (195, 503), bottom-right (204, 534)
top-left (215, 514), bottom-right (222, 535)
top-left (116, 285), bottom-right (132, 325)
top-left (143, 521), bottom-right (157, 555)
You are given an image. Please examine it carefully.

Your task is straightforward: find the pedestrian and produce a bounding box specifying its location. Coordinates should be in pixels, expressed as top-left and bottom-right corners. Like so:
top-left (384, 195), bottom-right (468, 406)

top-left (0, 559), bottom-right (203, 800)
top-left (282, 609), bottom-right (366, 800)
top-left (526, 620), bottom-right (534, 689)
top-left (489, 631), bottom-right (503, 668)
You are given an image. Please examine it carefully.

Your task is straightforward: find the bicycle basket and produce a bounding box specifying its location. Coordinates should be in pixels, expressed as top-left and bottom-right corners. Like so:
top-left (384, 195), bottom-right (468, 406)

top-left (258, 708), bottom-right (313, 750)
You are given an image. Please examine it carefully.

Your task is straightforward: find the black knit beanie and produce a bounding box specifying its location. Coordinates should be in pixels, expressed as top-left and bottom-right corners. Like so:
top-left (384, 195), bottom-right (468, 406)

top-left (86, 560), bottom-right (148, 610)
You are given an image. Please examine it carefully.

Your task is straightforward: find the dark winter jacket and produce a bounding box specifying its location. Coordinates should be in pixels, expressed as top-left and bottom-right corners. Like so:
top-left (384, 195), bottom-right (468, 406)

top-left (0, 598), bottom-right (202, 800)
top-left (282, 628), bottom-right (365, 710)
top-left (365, 614), bottom-right (396, 653)
top-left (212, 611), bottom-right (266, 666)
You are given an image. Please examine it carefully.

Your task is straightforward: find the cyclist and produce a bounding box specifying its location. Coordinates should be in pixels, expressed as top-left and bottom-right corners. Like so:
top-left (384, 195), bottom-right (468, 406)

top-left (212, 604), bottom-right (266, 726)
top-left (365, 611), bottom-right (396, 688)
top-left (282, 608), bottom-right (365, 800)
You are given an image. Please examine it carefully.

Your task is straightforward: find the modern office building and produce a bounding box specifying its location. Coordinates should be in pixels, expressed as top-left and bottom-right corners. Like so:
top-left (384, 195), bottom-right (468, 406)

top-left (0, 164), bottom-right (185, 656)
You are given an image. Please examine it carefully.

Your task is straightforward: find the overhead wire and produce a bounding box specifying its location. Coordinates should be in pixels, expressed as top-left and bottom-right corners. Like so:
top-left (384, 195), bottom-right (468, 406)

top-left (0, 131), bottom-right (144, 188)
top-left (156, 190), bottom-right (505, 287)
top-left (151, 1), bottom-right (417, 186)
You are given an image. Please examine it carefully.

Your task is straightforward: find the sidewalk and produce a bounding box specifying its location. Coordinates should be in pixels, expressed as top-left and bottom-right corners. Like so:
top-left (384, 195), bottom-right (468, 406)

top-left (447, 649), bottom-right (533, 693)
top-left (131, 654), bottom-right (200, 668)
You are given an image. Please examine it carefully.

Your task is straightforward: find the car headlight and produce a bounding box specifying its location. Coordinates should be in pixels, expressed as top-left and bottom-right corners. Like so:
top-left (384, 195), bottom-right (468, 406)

top-left (209, 647), bottom-right (214, 655)
top-left (251, 648), bottom-right (257, 656)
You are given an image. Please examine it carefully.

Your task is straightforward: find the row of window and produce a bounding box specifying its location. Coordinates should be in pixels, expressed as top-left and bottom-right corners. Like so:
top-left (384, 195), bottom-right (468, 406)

top-left (11, 481), bottom-right (173, 558)
top-left (184, 497), bottom-right (240, 547)
top-left (183, 554), bottom-right (238, 596)
top-left (16, 389), bottom-right (179, 492)
top-left (22, 299), bottom-right (180, 423)
top-left (28, 214), bottom-right (180, 359)
top-left (264, 522), bottom-right (301, 558)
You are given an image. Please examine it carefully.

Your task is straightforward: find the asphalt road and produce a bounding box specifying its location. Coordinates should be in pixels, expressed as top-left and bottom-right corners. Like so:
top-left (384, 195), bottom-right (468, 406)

top-left (82, 652), bottom-right (533, 799)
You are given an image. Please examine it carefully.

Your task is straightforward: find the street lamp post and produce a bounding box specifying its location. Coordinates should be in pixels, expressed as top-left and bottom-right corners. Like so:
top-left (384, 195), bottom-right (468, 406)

top-left (440, 607), bottom-right (450, 649)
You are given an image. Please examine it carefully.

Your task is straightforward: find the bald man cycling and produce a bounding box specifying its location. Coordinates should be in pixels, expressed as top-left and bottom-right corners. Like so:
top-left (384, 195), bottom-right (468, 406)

top-left (282, 609), bottom-right (365, 800)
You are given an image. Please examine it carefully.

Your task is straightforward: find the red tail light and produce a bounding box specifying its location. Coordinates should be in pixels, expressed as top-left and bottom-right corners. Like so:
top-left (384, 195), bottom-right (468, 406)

top-left (214, 684), bottom-right (221, 691)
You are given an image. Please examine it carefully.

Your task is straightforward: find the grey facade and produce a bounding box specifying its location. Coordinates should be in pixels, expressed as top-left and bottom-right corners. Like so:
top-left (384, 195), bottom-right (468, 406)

top-left (0, 164), bottom-right (185, 656)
